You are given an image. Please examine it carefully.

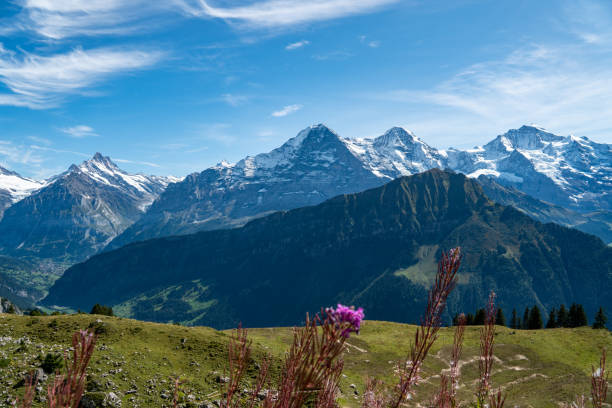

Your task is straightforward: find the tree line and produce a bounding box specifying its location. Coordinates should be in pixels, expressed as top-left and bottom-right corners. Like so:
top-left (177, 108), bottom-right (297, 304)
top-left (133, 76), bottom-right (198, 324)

top-left (453, 303), bottom-right (608, 330)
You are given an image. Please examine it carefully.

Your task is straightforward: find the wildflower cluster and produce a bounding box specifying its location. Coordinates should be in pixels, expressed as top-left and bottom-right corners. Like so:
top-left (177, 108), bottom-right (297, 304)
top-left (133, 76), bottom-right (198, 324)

top-left (326, 304), bottom-right (365, 338)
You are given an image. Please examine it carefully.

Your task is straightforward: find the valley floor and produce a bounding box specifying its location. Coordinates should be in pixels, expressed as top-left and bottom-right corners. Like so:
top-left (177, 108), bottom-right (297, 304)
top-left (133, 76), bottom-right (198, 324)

top-left (0, 313), bottom-right (610, 407)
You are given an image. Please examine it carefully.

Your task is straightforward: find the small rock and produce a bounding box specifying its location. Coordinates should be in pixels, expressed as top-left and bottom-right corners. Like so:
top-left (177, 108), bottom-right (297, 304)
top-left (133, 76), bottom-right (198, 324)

top-left (105, 391), bottom-right (122, 407)
top-left (26, 368), bottom-right (47, 384)
top-left (216, 375), bottom-right (229, 384)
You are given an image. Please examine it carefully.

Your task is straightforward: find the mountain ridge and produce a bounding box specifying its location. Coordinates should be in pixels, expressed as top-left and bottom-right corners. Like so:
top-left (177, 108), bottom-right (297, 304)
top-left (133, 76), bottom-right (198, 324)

top-left (108, 124), bottom-right (612, 249)
top-left (44, 169), bottom-right (612, 328)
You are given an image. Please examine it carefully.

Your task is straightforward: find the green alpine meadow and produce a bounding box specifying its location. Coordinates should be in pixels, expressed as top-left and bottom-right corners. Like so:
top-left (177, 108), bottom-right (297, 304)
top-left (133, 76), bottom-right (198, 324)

top-left (1, 312), bottom-right (611, 407)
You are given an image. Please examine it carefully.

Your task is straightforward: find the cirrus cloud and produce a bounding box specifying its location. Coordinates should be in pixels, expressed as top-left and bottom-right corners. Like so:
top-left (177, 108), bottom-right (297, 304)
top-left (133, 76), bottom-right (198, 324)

top-left (4, 0), bottom-right (178, 39)
top-left (0, 46), bottom-right (163, 109)
top-left (271, 104), bottom-right (302, 117)
top-left (285, 40), bottom-right (309, 50)
top-left (192, 0), bottom-right (399, 29)
top-left (60, 125), bottom-right (98, 138)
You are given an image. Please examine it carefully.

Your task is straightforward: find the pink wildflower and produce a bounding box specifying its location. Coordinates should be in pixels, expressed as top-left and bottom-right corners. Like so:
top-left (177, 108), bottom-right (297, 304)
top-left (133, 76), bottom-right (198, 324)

top-left (326, 304), bottom-right (365, 337)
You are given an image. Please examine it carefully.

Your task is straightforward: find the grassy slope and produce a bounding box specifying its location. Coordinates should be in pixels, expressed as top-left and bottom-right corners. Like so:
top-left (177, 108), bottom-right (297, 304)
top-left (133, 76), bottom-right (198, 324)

top-left (0, 313), bottom-right (610, 407)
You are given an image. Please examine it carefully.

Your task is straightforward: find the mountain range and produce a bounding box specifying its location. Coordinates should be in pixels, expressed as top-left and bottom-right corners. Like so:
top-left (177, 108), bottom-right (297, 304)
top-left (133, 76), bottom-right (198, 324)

top-left (108, 124), bottom-right (612, 249)
top-left (0, 124), bottom-right (610, 309)
top-left (43, 169), bottom-right (612, 328)
top-left (0, 153), bottom-right (177, 262)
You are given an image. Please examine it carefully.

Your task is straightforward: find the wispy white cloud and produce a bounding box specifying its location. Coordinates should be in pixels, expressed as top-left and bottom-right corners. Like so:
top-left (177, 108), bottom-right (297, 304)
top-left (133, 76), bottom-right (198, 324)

top-left (0, 140), bottom-right (45, 166)
top-left (60, 125), bottom-right (98, 138)
top-left (191, 0), bottom-right (399, 28)
top-left (359, 35), bottom-right (380, 48)
top-left (285, 40), bottom-right (309, 50)
top-left (0, 46), bottom-right (162, 109)
top-left (361, 0), bottom-right (612, 145)
top-left (563, 0), bottom-right (612, 45)
top-left (184, 146), bottom-right (209, 154)
top-left (271, 104), bottom-right (302, 117)
top-left (27, 135), bottom-right (52, 145)
top-left (8, 0), bottom-right (399, 37)
top-left (221, 93), bottom-right (249, 106)
top-left (29, 144), bottom-right (90, 158)
top-left (376, 40), bottom-right (612, 144)
top-left (5, 0), bottom-right (181, 39)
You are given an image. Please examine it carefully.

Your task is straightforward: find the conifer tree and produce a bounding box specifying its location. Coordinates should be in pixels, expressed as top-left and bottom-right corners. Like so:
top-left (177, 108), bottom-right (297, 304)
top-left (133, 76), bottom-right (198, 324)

top-left (510, 308), bottom-right (518, 329)
top-left (474, 308), bottom-right (486, 325)
top-left (496, 308), bottom-right (506, 327)
top-left (465, 313), bottom-right (475, 326)
top-left (592, 307), bottom-right (607, 330)
top-left (528, 306), bottom-right (543, 330)
top-left (546, 308), bottom-right (556, 329)
top-left (522, 307), bottom-right (530, 329)
top-left (557, 304), bottom-right (568, 327)
top-left (575, 304), bottom-right (588, 327)
top-left (90, 304), bottom-right (114, 316)
top-left (568, 303), bottom-right (578, 328)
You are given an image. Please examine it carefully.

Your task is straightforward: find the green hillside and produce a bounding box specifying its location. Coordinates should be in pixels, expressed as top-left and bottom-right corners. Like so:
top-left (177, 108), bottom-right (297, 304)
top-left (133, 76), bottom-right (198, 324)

top-left (43, 170), bottom-right (612, 329)
top-left (0, 313), bottom-right (610, 407)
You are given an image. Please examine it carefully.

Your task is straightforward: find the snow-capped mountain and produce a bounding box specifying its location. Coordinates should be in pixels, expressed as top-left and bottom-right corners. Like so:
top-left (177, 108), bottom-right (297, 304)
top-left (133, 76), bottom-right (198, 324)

top-left (65, 153), bottom-right (176, 211)
top-left (108, 124), bottom-right (612, 249)
top-left (448, 125), bottom-right (612, 212)
top-left (0, 153), bottom-right (178, 261)
top-left (108, 125), bottom-right (383, 248)
top-left (345, 127), bottom-right (447, 179)
top-left (0, 166), bottom-right (44, 217)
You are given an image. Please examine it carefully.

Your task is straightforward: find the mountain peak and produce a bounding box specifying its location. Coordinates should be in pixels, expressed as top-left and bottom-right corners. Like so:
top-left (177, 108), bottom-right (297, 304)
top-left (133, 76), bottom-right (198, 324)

top-left (484, 126), bottom-right (563, 152)
top-left (518, 124), bottom-right (547, 132)
top-left (89, 152), bottom-right (118, 168)
top-left (67, 153), bottom-right (120, 177)
top-left (374, 126), bottom-right (418, 148)
top-left (297, 123), bottom-right (341, 143)
top-left (92, 152), bottom-right (106, 161)
top-left (507, 125), bottom-right (563, 145)
top-left (274, 124), bottom-right (344, 156)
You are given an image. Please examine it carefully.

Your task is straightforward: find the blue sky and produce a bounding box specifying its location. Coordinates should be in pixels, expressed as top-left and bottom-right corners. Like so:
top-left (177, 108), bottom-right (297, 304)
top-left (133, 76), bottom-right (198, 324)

top-left (1, 0), bottom-right (612, 179)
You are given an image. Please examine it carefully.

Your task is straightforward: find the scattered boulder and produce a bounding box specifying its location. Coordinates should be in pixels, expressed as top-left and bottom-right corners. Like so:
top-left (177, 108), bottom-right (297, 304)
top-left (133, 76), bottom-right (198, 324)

top-left (80, 392), bottom-right (106, 408)
top-left (27, 368), bottom-right (48, 384)
top-left (105, 392), bottom-right (122, 407)
top-left (80, 391), bottom-right (122, 408)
